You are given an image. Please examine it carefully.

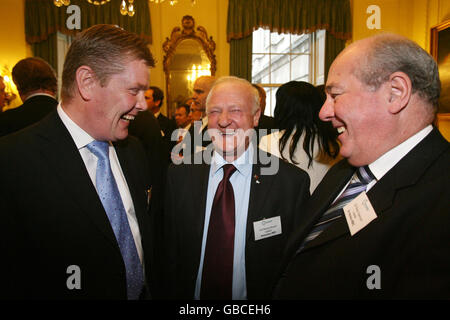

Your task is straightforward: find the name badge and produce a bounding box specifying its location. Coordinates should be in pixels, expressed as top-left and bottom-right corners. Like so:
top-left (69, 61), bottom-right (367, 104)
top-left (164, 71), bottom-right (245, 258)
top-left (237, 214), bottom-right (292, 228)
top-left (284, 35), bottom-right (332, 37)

top-left (343, 192), bottom-right (377, 236)
top-left (253, 216), bottom-right (282, 241)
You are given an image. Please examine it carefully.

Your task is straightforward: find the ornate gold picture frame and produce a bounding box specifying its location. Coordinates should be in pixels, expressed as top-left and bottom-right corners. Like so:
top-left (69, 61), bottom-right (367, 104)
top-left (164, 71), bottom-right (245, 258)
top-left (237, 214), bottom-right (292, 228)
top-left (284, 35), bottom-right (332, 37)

top-left (430, 20), bottom-right (450, 114)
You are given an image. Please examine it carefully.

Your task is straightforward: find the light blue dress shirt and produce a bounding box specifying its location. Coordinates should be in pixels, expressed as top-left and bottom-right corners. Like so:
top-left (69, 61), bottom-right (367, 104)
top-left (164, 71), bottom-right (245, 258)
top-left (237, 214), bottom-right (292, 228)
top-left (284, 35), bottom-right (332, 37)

top-left (194, 145), bottom-right (254, 300)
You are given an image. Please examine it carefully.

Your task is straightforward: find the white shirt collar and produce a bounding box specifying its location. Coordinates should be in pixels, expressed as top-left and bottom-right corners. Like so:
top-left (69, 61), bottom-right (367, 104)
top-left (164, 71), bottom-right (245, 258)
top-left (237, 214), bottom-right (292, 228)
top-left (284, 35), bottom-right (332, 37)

top-left (57, 103), bottom-right (96, 150)
top-left (211, 143), bottom-right (254, 178)
top-left (25, 92), bottom-right (56, 101)
top-left (368, 125), bottom-right (433, 181)
top-left (201, 116), bottom-right (208, 129)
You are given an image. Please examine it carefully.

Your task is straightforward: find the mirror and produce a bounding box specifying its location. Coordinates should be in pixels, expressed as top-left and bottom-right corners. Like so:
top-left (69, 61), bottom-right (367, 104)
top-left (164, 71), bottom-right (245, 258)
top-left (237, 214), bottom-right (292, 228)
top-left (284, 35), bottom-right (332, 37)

top-left (163, 15), bottom-right (216, 118)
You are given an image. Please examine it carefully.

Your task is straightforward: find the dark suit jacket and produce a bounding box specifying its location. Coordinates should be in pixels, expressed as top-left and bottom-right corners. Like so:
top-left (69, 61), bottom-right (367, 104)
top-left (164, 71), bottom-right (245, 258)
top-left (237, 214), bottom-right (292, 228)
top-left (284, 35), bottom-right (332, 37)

top-left (0, 94), bottom-right (58, 137)
top-left (273, 128), bottom-right (450, 299)
top-left (0, 110), bottom-right (156, 299)
top-left (164, 148), bottom-right (310, 299)
top-left (157, 113), bottom-right (177, 140)
top-left (128, 110), bottom-right (168, 297)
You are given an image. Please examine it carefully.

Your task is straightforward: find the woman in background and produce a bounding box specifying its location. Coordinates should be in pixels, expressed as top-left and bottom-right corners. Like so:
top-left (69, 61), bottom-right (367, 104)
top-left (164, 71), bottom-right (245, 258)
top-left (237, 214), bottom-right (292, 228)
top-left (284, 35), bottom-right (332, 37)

top-left (259, 81), bottom-right (340, 193)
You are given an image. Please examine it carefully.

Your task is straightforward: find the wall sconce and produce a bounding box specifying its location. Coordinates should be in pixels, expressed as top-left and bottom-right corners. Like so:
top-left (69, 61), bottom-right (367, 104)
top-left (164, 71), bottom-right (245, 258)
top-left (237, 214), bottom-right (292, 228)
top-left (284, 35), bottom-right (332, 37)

top-left (0, 65), bottom-right (18, 111)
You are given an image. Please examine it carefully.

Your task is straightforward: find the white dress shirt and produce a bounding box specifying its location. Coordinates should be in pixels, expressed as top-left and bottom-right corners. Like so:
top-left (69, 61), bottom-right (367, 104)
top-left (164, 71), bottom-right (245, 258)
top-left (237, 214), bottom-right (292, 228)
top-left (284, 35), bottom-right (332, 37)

top-left (336, 125), bottom-right (433, 198)
top-left (57, 104), bottom-right (144, 264)
top-left (195, 145), bottom-right (254, 300)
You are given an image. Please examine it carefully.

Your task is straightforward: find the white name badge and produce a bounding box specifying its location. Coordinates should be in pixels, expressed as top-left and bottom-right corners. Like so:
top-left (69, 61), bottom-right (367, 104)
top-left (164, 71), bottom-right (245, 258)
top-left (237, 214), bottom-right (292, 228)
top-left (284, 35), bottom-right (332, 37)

top-left (343, 192), bottom-right (377, 236)
top-left (253, 216), bottom-right (282, 241)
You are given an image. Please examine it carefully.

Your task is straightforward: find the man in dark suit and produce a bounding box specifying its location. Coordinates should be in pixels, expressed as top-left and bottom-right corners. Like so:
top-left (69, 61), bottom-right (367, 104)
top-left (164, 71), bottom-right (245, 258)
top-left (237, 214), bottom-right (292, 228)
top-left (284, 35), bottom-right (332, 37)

top-left (145, 86), bottom-right (176, 139)
top-left (0, 24), bottom-right (160, 300)
top-left (142, 86), bottom-right (176, 163)
top-left (0, 57), bottom-right (58, 137)
top-left (180, 76), bottom-right (215, 158)
top-left (274, 33), bottom-right (450, 299)
top-left (165, 76), bottom-right (310, 300)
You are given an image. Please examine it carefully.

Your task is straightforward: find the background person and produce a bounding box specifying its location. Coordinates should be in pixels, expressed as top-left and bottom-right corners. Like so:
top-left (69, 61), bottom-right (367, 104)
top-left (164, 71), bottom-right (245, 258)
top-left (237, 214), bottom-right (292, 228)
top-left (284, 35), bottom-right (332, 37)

top-left (259, 81), bottom-right (340, 192)
top-left (0, 57), bottom-right (58, 137)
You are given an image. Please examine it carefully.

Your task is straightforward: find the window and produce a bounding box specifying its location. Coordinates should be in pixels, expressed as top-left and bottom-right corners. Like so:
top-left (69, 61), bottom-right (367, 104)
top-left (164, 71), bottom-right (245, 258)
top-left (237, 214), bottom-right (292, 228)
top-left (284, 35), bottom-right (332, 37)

top-left (56, 32), bottom-right (73, 98)
top-left (252, 28), bottom-right (325, 116)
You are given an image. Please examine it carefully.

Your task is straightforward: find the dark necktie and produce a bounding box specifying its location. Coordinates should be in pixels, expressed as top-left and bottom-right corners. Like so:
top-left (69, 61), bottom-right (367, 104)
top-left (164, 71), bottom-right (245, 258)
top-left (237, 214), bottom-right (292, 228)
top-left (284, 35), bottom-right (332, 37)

top-left (300, 165), bottom-right (376, 251)
top-left (87, 140), bottom-right (144, 300)
top-left (201, 164), bottom-right (237, 300)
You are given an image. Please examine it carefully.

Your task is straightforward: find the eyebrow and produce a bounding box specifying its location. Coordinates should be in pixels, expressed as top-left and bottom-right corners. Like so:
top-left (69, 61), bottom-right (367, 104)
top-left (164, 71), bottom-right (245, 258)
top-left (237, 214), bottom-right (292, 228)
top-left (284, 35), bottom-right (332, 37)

top-left (325, 83), bottom-right (342, 93)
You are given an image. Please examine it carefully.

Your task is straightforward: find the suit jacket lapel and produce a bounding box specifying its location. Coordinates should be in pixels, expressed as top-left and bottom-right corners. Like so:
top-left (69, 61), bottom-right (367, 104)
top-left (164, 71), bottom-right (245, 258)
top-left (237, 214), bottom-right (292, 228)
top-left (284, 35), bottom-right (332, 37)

top-left (35, 111), bottom-right (119, 249)
top-left (368, 127), bottom-right (449, 216)
top-left (299, 127), bottom-right (449, 253)
top-left (284, 160), bottom-right (355, 255)
top-left (192, 160), bottom-right (211, 246)
top-left (113, 140), bottom-right (148, 230)
top-left (245, 153), bottom-right (278, 242)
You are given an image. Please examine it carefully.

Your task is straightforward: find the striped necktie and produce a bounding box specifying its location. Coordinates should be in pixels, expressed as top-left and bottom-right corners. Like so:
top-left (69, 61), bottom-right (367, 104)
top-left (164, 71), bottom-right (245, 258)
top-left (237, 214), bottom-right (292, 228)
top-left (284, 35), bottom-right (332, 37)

top-left (300, 165), bottom-right (376, 251)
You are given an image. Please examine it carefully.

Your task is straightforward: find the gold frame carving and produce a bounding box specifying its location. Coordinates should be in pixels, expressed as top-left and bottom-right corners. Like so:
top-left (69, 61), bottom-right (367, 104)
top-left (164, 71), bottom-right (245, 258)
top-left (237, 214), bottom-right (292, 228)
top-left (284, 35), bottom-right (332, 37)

top-left (162, 16), bottom-right (216, 117)
top-left (162, 15), bottom-right (217, 75)
top-left (430, 19), bottom-right (450, 114)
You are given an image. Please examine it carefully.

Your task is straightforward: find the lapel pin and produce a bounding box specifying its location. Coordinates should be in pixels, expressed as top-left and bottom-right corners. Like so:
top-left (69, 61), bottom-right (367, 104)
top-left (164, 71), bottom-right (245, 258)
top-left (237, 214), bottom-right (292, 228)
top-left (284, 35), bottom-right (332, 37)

top-left (254, 174), bottom-right (260, 184)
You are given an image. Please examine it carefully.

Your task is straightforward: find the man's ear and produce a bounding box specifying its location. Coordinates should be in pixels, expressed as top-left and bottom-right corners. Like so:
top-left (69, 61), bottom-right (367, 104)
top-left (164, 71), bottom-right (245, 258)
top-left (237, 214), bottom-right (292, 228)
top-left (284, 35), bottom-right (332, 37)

top-left (253, 108), bottom-right (261, 127)
top-left (387, 71), bottom-right (412, 114)
top-left (75, 66), bottom-right (98, 101)
top-left (155, 99), bottom-right (162, 108)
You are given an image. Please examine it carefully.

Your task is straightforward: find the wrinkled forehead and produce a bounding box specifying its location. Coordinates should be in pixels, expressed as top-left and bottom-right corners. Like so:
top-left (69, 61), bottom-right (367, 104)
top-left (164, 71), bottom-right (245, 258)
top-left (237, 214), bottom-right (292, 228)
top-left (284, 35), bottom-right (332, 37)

top-left (326, 46), bottom-right (364, 88)
top-left (208, 82), bottom-right (254, 109)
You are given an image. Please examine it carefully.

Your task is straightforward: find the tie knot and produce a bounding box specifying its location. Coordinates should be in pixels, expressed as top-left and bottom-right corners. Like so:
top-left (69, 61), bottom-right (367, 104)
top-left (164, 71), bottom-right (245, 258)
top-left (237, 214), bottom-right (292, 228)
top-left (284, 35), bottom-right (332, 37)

top-left (356, 165), bottom-right (376, 185)
top-left (222, 164), bottom-right (237, 181)
top-left (86, 140), bottom-right (110, 161)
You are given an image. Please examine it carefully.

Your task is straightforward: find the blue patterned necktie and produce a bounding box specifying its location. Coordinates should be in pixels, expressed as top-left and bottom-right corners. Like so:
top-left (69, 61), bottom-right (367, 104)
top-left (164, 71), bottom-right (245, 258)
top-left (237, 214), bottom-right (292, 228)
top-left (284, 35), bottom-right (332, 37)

top-left (87, 140), bottom-right (144, 300)
top-left (300, 166), bottom-right (376, 251)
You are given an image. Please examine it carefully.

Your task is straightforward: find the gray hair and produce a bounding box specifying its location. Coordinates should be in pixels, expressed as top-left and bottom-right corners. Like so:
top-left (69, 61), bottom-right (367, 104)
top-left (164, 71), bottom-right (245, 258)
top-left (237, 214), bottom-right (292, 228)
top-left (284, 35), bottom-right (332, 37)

top-left (354, 33), bottom-right (440, 109)
top-left (206, 76), bottom-right (260, 114)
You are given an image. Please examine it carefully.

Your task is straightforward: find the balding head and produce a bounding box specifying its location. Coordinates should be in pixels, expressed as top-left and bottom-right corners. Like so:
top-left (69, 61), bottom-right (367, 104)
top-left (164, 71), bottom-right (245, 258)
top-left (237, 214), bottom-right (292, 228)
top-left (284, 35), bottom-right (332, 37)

top-left (192, 76), bottom-right (215, 117)
top-left (344, 33), bottom-right (440, 113)
top-left (321, 33), bottom-right (440, 166)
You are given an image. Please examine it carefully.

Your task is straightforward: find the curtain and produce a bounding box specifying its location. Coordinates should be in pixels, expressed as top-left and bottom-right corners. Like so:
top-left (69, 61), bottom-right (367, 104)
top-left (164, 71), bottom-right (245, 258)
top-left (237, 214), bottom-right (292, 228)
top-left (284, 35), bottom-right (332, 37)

top-left (25, 0), bottom-right (152, 71)
top-left (229, 37), bottom-right (252, 81)
top-left (324, 31), bottom-right (347, 82)
top-left (31, 33), bottom-right (58, 74)
top-left (227, 0), bottom-right (352, 82)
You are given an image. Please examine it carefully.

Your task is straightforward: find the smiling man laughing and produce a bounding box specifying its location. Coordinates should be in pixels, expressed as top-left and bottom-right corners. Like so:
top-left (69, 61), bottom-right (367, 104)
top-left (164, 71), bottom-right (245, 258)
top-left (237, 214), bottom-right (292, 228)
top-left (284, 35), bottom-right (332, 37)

top-left (164, 76), bottom-right (310, 300)
top-left (274, 33), bottom-right (450, 299)
top-left (0, 24), bottom-right (159, 300)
